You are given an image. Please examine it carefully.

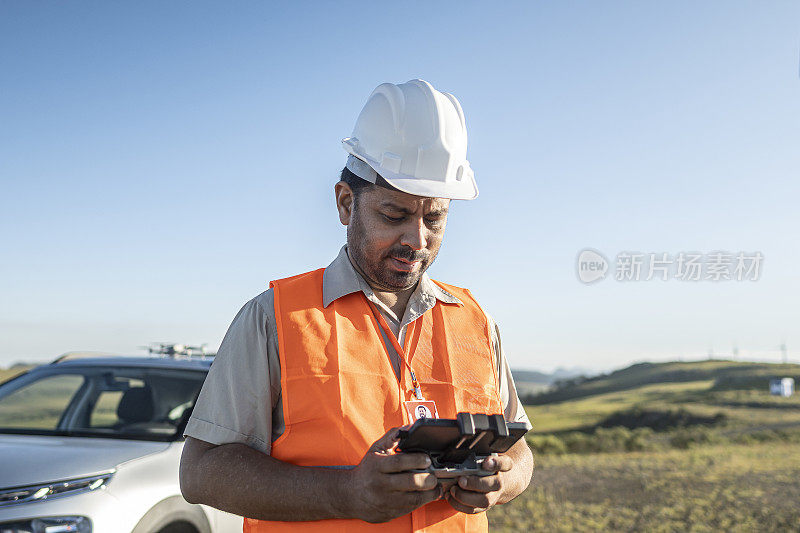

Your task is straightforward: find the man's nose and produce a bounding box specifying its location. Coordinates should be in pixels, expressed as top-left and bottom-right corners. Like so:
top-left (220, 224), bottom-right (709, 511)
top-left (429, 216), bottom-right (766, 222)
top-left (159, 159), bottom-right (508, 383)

top-left (400, 218), bottom-right (428, 250)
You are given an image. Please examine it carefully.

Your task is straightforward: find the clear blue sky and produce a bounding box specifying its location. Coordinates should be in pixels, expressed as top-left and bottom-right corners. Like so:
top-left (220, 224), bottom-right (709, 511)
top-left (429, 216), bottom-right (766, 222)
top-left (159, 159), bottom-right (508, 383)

top-left (1, 2), bottom-right (798, 372)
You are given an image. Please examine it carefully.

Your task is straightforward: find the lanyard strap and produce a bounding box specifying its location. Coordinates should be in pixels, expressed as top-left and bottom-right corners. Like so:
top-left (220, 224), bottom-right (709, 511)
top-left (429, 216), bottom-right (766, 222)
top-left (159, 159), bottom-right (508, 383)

top-left (365, 299), bottom-right (424, 400)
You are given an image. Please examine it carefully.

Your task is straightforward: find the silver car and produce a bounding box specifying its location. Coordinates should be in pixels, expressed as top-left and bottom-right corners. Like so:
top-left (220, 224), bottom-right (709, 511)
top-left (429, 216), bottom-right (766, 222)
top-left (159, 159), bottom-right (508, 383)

top-left (0, 354), bottom-right (242, 533)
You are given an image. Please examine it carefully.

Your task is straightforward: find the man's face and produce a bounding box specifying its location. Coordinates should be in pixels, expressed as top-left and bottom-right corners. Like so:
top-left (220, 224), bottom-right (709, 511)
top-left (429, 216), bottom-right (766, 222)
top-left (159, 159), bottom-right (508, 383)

top-left (339, 184), bottom-right (450, 292)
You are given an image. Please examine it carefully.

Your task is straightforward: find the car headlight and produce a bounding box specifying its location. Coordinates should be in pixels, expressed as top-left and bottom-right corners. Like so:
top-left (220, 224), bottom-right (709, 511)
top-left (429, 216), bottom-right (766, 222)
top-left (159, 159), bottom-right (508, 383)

top-left (0, 516), bottom-right (91, 533)
top-left (0, 473), bottom-right (113, 507)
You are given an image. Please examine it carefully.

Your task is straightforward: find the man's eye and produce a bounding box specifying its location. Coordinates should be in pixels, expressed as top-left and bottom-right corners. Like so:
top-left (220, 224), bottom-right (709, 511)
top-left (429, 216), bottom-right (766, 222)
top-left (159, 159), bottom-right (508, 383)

top-left (383, 214), bottom-right (404, 223)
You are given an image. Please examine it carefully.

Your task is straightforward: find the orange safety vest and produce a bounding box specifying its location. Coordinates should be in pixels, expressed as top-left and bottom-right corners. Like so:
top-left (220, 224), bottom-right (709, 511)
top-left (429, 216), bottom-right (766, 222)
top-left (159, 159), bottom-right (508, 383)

top-left (244, 268), bottom-right (503, 533)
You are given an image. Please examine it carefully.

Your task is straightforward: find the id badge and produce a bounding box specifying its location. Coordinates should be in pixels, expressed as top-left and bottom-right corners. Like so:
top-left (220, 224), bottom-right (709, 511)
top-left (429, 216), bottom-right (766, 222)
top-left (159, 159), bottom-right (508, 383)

top-left (404, 400), bottom-right (439, 421)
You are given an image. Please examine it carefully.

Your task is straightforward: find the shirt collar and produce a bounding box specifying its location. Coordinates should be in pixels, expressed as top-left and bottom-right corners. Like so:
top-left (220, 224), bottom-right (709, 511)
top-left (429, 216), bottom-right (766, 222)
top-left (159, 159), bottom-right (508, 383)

top-left (322, 245), bottom-right (462, 309)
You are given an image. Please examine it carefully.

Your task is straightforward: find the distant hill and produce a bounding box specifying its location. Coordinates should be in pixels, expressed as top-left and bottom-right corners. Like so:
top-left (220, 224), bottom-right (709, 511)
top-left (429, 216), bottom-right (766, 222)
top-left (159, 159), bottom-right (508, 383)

top-left (525, 359), bottom-right (800, 405)
top-left (511, 370), bottom-right (553, 383)
top-left (512, 367), bottom-right (592, 384)
top-left (0, 364), bottom-right (34, 384)
top-left (511, 367), bottom-right (594, 396)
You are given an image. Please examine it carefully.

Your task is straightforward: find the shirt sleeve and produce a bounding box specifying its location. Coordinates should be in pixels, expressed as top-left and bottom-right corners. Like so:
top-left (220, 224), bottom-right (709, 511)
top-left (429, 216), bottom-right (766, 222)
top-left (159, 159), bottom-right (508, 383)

top-left (184, 294), bottom-right (275, 454)
top-left (487, 314), bottom-right (533, 431)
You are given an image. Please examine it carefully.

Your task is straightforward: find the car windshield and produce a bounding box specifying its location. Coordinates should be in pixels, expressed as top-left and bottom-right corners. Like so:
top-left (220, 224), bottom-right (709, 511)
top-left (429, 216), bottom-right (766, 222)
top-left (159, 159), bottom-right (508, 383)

top-left (0, 364), bottom-right (206, 441)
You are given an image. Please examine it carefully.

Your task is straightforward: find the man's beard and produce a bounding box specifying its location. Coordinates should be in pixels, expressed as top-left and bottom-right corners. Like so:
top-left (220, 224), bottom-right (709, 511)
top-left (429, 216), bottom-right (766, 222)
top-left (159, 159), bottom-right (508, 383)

top-left (347, 209), bottom-right (438, 291)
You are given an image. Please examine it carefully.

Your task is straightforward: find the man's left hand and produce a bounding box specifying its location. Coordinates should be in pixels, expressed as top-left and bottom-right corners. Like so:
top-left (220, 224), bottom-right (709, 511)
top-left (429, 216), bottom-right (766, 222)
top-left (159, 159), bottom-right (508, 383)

top-left (444, 454), bottom-right (513, 514)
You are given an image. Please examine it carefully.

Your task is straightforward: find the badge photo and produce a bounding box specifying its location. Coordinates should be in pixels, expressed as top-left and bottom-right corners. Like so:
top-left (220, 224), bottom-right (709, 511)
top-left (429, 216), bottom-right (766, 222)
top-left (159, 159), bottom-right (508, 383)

top-left (404, 400), bottom-right (439, 421)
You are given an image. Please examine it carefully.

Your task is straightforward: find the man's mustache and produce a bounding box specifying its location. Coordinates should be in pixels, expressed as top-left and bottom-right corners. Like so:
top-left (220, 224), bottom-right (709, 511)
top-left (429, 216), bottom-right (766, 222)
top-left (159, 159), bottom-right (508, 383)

top-left (388, 247), bottom-right (428, 263)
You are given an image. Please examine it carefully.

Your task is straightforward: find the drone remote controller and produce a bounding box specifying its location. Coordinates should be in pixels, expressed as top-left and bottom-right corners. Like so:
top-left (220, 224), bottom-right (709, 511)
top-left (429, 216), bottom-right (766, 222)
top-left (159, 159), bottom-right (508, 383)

top-left (396, 412), bottom-right (529, 479)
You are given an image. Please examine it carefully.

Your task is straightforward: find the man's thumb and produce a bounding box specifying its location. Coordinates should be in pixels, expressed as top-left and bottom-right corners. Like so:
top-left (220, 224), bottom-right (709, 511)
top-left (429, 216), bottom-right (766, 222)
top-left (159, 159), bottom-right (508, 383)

top-left (369, 426), bottom-right (403, 453)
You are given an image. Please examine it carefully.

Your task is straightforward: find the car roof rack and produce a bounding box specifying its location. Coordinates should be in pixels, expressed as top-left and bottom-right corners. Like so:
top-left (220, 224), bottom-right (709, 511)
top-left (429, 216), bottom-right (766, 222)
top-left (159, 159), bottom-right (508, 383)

top-left (50, 344), bottom-right (215, 365)
top-left (51, 352), bottom-right (122, 364)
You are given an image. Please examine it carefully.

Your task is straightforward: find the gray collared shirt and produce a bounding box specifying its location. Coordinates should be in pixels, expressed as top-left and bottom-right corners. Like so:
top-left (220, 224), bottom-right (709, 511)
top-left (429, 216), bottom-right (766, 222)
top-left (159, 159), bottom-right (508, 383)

top-left (185, 246), bottom-right (531, 454)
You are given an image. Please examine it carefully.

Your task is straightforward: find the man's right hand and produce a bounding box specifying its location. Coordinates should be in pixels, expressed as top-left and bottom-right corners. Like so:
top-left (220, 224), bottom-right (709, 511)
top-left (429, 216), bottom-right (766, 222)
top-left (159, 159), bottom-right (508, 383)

top-left (345, 427), bottom-right (442, 523)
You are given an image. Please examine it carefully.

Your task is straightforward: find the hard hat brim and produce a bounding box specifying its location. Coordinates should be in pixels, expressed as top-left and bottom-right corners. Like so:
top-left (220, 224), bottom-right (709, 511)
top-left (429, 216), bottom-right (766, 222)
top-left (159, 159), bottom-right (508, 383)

top-left (343, 148), bottom-right (479, 201)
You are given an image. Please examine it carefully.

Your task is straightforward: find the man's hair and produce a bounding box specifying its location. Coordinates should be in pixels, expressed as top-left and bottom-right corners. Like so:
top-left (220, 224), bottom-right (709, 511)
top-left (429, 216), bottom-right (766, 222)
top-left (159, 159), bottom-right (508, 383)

top-left (339, 166), bottom-right (376, 201)
top-left (339, 165), bottom-right (401, 203)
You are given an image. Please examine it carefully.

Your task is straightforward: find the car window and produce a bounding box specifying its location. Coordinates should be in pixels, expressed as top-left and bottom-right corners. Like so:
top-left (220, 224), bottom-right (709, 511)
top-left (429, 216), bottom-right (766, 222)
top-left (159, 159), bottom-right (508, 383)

top-left (0, 365), bottom-right (207, 441)
top-left (0, 374), bottom-right (84, 430)
top-left (89, 378), bottom-right (145, 428)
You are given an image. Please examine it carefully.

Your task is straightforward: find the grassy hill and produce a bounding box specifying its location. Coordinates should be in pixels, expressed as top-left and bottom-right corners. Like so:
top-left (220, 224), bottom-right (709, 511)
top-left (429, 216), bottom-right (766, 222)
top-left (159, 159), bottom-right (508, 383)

top-left (523, 359), bottom-right (800, 441)
top-left (525, 359), bottom-right (800, 405)
top-left (486, 360), bottom-right (800, 531)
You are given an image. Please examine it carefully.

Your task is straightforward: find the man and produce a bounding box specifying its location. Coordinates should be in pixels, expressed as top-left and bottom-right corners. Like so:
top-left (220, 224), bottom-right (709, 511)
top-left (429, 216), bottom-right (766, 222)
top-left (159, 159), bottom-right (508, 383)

top-left (180, 79), bottom-right (533, 531)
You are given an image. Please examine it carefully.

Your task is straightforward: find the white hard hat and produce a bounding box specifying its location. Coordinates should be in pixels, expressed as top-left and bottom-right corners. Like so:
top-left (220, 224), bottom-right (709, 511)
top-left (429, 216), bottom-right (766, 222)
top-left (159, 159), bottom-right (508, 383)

top-left (342, 79), bottom-right (478, 200)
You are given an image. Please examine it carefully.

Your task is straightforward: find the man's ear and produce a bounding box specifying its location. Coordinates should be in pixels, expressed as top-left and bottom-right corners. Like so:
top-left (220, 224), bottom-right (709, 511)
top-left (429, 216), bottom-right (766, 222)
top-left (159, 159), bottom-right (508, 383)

top-left (334, 182), bottom-right (354, 226)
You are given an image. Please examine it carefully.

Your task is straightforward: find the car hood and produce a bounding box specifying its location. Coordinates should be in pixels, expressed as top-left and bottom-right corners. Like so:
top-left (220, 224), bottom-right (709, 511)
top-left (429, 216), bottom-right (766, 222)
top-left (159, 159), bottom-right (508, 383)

top-left (0, 433), bottom-right (171, 488)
